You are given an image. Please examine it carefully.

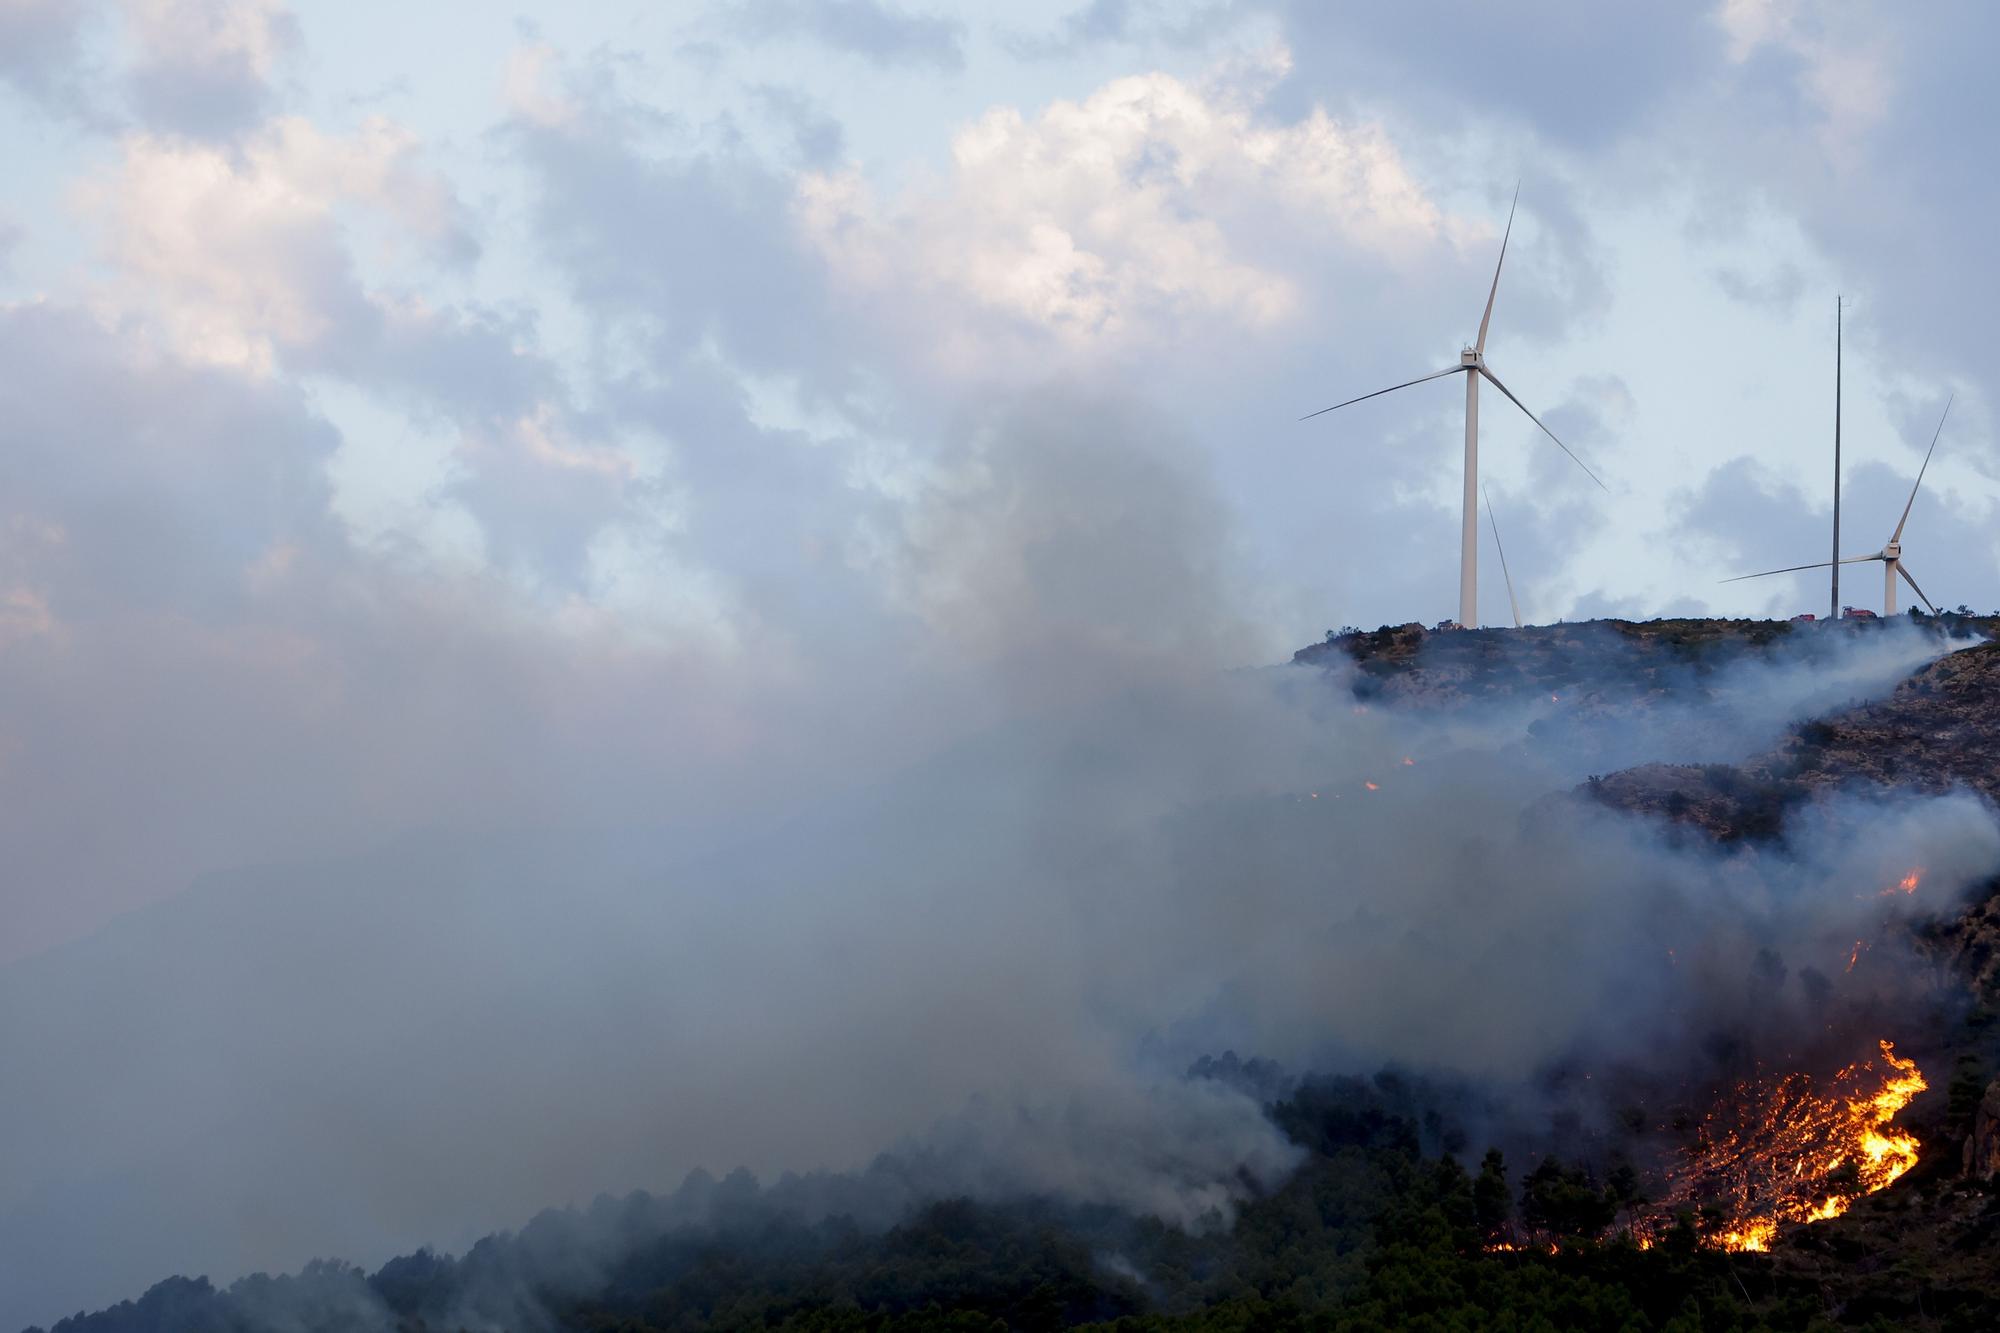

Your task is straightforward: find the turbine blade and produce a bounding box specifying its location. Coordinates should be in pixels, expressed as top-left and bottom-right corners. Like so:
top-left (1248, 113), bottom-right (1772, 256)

top-left (1720, 553), bottom-right (1882, 584)
top-left (1721, 560), bottom-right (1838, 583)
top-left (1484, 485), bottom-right (1521, 629)
top-left (1298, 366), bottom-right (1466, 421)
top-left (1475, 366), bottom-right (1607, 490)
top-left (1890, 394), bottom-right (1953, 544)
top-left (1475, 182), bottom-right (1519, 355)
top-left (1898, 563), bottom-right (1938, 615)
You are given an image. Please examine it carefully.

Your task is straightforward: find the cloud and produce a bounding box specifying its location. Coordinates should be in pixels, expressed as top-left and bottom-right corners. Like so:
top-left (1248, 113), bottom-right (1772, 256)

top-left (70, 111), bottom-right (688, 592)
top-left (120, 0), bottom-right (299, 138)
top-left (751, 83), bottom-right (845, 167)
top-left (998, 0), bottom-right (1240, 61)
top-left (1259, 1), bottom-right (1723, 151)
top-left (78, 115), bottom-right (476, 371)
top-left (501, 41), bottom-right (575, 129)
top-left (1711, 261), bottom-right (1807, 312)
top-left (506, 57), bottom-right (844, 385)
top-left (1003, 0), bottom-right (1141, 57)
top-left (717, 0), bottom-right (965, 71)
top-left (1674, 3), bottom-right (2000, 445)
top-left (797, 63), bottom-right (1464, 378)
top-left (0, 0), bottom-right (107, 121)
top-left (0, 302), bottom-right (340, 614)
top-left (1714, 0), bottom-right (1893, 162)
top-left (495, 44), bottom-right (1620, 638)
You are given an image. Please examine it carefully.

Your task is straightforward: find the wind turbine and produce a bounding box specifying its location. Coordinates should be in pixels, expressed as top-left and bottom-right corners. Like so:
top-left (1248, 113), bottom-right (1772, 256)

top-left (1723, 396), bottom-right (1954, 615)
top-left (1302, 186), bottom-right (1605, 628)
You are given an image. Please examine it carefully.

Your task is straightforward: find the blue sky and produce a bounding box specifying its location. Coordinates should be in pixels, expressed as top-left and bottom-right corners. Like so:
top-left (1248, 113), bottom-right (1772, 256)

top-left (3, 0), bottom-right (1998, 959)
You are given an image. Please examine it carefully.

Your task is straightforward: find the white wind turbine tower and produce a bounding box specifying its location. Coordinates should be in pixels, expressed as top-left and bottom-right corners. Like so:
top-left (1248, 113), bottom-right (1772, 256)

top-left (1723, 396), bottom-right (1955, 615)
top-left (1302, 187), bottom-right (1605, 628)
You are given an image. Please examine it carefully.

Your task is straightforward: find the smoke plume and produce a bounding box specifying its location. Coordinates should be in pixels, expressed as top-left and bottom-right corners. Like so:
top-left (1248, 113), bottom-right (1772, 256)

top-left (4, 392), bottom-right (1996, 1331)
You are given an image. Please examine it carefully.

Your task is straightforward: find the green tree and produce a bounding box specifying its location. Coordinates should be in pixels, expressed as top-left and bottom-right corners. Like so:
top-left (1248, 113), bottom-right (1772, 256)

top-left (1520, 1157), bottom-right (1616, 1241)
top-left (1473, 1148), bottom-right (1512, 1238)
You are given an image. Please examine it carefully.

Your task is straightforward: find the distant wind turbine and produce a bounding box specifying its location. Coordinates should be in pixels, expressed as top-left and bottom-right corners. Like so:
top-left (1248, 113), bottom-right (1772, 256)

top-left (1723, 396), bottom-right (1954, 615)
top-left (1302, 185), bottom-right (1605, 629)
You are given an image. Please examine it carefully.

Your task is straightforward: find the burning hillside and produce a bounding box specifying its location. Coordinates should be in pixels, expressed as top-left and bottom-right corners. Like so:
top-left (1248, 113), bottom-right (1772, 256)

top-left (25, 618), bottom-right (2000, 1332)
top-left (1298, 619), bottom-right (2000, 1289)
top-left (1635, 1041), bottom-right (1928, 1253)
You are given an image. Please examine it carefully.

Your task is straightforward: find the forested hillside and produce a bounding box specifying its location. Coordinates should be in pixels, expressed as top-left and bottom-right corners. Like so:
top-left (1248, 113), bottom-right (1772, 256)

top-left (45, 1063), bottom-right (1994, 1332)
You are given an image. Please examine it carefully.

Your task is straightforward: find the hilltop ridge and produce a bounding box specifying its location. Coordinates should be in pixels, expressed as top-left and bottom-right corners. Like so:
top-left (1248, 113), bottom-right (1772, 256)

top-left (1297, 614), bottom-right (2000, 710)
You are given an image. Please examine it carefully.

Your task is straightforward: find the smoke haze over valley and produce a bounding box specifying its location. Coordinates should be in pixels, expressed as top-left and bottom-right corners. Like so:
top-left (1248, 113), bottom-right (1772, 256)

top-left (9, 601), bottom-right (2000, 1326)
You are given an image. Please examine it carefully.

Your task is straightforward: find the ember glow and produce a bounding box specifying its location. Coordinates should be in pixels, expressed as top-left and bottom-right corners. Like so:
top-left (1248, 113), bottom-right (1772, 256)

top-left (1640, 1041), bottom-right (1927, 1252)
top-left (1884, 869), bottom-right (1923, 896)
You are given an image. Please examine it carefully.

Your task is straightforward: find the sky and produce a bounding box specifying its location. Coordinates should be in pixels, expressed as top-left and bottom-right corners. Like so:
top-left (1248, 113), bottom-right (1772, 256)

top-left (5, 0), bottom-right (2000, 958)
top-left (8, 2), bottom-right (2000, 1323)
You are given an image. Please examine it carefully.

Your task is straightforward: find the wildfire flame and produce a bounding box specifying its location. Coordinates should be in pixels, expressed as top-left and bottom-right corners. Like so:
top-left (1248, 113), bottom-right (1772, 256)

top-left (1640, 1041), bottom-right (1926, 1252)
top-left (1883, 869), bottom-right (1922, 897)
top-left (1364, 781), bottom-right (1379, 791)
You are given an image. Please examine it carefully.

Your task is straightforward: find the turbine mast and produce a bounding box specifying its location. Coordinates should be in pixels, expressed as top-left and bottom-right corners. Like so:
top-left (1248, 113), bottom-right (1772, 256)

top-left (1462, 361), bottom-right (1480, 627)
top-left (1831, 295), bottom-right (1843, 620)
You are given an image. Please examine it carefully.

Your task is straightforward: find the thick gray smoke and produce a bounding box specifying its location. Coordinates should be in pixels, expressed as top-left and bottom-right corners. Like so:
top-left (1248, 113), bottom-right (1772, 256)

top-left (4, 392), bottom-right (1997, 1331)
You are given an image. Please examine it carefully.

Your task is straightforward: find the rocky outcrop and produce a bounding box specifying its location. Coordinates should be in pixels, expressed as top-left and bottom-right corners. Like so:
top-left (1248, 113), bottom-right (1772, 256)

top-left (1582, 762), bottom-right (1807, 842)
top-left (1585, 640), bottom-right (2000, 840)
top-left (1757, 640), bottom-right (2000, 805)
top-left (1964, 1080), bottom-right (2000, 1180)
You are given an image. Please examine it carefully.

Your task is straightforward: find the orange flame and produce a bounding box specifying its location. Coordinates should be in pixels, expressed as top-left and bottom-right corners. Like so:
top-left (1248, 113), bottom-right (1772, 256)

top-left (1637, 1041), bottom-right (1926, 1252)
top-left (1882, 869), bottom-right (1922, 897)
top-left (1364, 781), bottom-right (1379, 791)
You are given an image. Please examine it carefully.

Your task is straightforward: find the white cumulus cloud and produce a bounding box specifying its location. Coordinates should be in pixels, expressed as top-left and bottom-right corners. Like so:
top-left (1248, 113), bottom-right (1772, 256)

top-left (797, 61), bottom-right (1464, 378)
